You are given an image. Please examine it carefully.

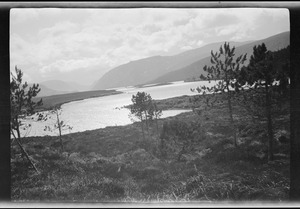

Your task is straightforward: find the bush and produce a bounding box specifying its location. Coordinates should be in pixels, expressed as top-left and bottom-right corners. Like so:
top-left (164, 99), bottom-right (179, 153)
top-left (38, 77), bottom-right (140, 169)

top-left (57, 160), bottom-right (84, 176)
top-left (101, 163), bottom-right (123, 179)
top-left (133, 166), bottom-right (161, 181)
top-left (184, 173), bottom-right (249, 200)
top-left (33, 144), bottom-right (44, 150)
top-left (141, 182), bottom-right (164, 195)
top-left (121, 177), bottom-right (140, 198)
top-left (100, 179), bottom-right (125, 199)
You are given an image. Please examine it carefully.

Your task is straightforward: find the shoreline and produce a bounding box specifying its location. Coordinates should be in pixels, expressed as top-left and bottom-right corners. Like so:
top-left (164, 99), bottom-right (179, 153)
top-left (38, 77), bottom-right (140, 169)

top-left (23, 94), bottom-right (197, 139)
top-left (13, 86), bottom-right (290, 202)
top-left (22, 107), bottom-right (195, 141)
top-left (134, 82), bottom-right (173, 89)
top-left (34, 89), bottom-right (123, 111)
top-left (23, 108), bottom-right (193, 138)
top-left (28, 88), bottom-right (249, 138)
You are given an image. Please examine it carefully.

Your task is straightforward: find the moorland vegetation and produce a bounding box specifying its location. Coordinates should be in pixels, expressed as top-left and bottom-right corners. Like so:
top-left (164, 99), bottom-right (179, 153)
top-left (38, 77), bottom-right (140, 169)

top-left (11, 43), bottom-right (291, 202)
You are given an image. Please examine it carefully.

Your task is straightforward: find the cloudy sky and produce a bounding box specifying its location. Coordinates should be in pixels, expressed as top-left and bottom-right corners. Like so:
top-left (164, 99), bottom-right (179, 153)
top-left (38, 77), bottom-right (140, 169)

top-left (10, 8), bottom-right (289, 86)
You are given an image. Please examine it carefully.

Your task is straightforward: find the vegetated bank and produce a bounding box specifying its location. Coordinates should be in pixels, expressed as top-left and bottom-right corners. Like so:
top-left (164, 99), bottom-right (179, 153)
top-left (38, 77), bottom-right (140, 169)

top-left (134, 82), bottom-right (173, 89)
top-left (33, 89), bottom-right (123, 111)
top-left (11, 91), bottom-right (290, 202)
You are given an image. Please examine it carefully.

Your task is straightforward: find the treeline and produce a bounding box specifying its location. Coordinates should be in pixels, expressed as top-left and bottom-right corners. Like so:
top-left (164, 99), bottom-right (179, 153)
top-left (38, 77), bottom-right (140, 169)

top-left (196, 43), bottom-right (289, 161)
top-left (196, 43), bottom-right (290, 161)
top-left (129, 42), bottom-right (290, 162)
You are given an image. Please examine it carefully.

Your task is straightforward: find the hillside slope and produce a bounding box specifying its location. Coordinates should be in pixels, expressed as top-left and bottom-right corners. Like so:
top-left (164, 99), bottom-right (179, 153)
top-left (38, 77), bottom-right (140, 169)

top-left (27, 83), bottom-right (69, 97)
top-left (150, 31), bottom-right (290, 84)
top-left (92, 41), bottom-right (250, 90)
top-left (39, 80), bottom-right (90, 95)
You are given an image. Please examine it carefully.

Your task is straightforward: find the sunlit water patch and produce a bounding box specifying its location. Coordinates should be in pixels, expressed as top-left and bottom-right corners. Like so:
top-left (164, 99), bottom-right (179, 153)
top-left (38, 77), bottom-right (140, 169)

top-left (18, 80), bottom-right (218, 137)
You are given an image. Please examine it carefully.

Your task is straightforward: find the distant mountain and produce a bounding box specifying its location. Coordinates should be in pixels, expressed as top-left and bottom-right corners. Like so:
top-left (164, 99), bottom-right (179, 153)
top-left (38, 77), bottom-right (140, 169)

top-left (92, 40), bottom-right (252, 90)
top-left (40, 80), bottom-right (89, 93)
top-left (150, 31), bottom-right (290, 84)
top-left (67, 81), bottom-right (90, 92)
top-left (92, 31), bottom-right (289, 90)
top-left (32, 80), bottom-right (91, 97)
top-left (27, 83), bottom-right (68, 97)
top-left (40, 80), bottom-right (76, 92)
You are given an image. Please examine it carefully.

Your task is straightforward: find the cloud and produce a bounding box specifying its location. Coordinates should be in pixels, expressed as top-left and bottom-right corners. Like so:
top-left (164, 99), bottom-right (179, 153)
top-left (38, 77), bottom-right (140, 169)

top-left (10, 8), bottom-right (289, 85)
top-left (38, 21), bottom-right (79, 38)
top-left (215, 24), bottom-right (243, 37)
top-left (197, 40), bottom-right (204, 46)
top-left (40, 57), bottom-right (103, 74)
top-left (205, 13), bottom-right (239, 29)
top-left (10, 8), bottom-right (39, 24)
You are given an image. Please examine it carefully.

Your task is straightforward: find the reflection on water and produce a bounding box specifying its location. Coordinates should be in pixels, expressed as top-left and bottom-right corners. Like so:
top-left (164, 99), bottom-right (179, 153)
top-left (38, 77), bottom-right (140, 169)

top-left (20, 80), bottom-right (217, 137)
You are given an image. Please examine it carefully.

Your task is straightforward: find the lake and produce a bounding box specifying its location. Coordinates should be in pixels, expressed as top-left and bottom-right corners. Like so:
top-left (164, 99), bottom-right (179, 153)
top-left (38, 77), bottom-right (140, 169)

top-left (20, 80), bottom-right (218, 137)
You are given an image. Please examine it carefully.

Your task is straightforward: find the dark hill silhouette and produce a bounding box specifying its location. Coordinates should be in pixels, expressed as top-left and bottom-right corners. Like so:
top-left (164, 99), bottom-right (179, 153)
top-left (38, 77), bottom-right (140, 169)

top-left (92, 41), bottom-right (251, 90)
top-left (92, 31), bottom-right (289, 90)
top-left (27, 83), bottom-right (69, 97)
top-left (39, 80), bottom-right (89, 96)
top-left (150, 31), bottom-right (289, 84)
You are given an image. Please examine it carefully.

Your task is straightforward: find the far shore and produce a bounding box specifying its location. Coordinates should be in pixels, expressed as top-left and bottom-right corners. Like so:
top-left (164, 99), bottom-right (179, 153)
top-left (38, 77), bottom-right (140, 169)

top-left (34, 89), bottom-right (123, 111)
top-left (134, 82), bottom-right (173, 89)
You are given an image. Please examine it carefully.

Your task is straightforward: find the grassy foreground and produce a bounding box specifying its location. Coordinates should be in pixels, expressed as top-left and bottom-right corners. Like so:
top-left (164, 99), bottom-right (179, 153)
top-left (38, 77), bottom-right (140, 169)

top-left (11, 93), bottom-right (290, 203)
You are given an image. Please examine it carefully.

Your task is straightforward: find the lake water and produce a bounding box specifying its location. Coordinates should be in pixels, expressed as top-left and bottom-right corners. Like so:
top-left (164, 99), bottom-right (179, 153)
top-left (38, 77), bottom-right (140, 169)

top-left (20, 80), bottom-right (218, 137)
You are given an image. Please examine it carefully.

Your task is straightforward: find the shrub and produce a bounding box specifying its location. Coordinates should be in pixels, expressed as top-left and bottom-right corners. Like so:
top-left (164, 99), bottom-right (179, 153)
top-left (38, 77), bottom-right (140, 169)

top-left (133, 166), bottom-right (162, 181)
top-left (160, 120), bottom-right (203, 161)
top-left (101, 179), bottom-right (125, 199)
top-left (33, 144), bottom-right (44, 150)
top-left (141, 182), bottom-right (164, 195)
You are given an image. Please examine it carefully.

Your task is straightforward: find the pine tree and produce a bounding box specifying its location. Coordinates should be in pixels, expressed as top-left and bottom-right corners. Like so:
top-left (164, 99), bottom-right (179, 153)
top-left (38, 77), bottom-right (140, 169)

top-left (237, 43), bottom-right (290, 161)
top-left (194, 42), bottom-right (247, 147)
top-left (10, 66), bottom-right (43, 173)
top-left (44, 106), bottom-right (73, 152)
top-left (148, 101), bottom-right (162, 139)
top-left (129, 92), bottom-right (152, 140)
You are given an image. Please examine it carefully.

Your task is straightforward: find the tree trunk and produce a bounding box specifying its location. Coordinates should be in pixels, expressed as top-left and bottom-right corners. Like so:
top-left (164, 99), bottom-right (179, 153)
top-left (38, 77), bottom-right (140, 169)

top-left (265, 83), bottom-right (274, 161)
top-left (15, 116), bottom-right (21, 140)
top-left (15, 117), bottom-right (25, 159)
top-left (155, 116), bottom-right (160, 139)
top-left (59, 127), bottom-right (64, 152)
top-left (11, 130), bottom-right (39, 174)
top-left (227, 90), bottom-right (238, 147)
top-left (56, 112), bottom-right (64, 152)
top-left (140, 117), bottom-right (145, 140)
top-left (144, 110), bottom-right (149, 132)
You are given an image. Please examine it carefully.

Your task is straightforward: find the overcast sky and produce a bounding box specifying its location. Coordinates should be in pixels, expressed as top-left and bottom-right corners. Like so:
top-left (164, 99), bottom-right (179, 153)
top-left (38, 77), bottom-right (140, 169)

top-left (10, 8), bottom-right (289, 86)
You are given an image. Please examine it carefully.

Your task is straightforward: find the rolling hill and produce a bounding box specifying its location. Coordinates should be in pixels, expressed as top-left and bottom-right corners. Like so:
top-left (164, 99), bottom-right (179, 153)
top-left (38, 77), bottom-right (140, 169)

top-left (27, 83), bottom-right (69, 97)
top-left (150, 31), bottom-right (290, 84)
top-left (36, 84), bottom-right (68, 97)
top-left (30, 80), bottom-right (90, 97)
top-left (92, 41), bottom-right (253, 90)
top-left (41, 80), bottom-right (78, 92)
top-left (92, 31), bottom-right (289, 90)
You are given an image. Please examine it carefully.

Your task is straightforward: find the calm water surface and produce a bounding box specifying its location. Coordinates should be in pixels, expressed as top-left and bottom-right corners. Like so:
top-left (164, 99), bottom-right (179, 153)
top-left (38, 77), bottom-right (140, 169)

top-left (21, 80), bottom-right (218, 137)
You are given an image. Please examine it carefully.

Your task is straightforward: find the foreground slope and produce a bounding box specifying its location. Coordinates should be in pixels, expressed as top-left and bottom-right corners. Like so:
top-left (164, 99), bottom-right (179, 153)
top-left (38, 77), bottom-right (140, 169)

top-left (12, 92), bottom-right (290, 202)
